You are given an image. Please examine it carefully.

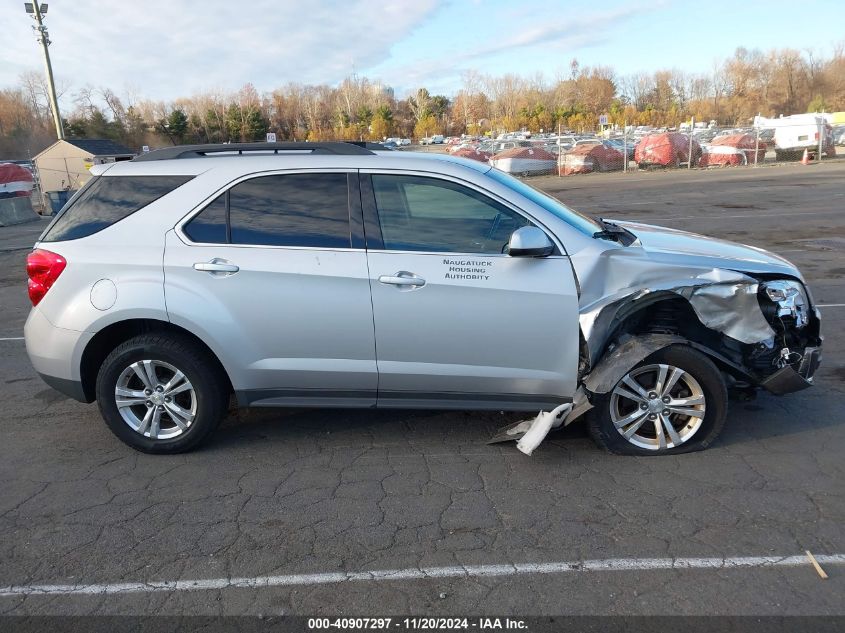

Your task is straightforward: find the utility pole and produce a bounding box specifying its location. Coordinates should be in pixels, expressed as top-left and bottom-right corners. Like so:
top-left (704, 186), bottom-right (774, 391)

top-left (26, 2), bottom-right (64, 140)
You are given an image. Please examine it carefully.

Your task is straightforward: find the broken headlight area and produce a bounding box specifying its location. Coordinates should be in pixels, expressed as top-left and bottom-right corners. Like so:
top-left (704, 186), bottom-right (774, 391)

top-left (760, 280), bottom-right (810, 329)
top-left (748, 280), bottom-right (821, 394)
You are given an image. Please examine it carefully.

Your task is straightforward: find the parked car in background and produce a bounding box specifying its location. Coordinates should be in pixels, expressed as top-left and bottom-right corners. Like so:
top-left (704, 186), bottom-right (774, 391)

top-left (635, 132), bottom-right (702, 168)
top-left (487, 139), bottom-right (533, 155)
top-left (560, 141), bottom-right (625, 175)
top-left (8, 159), bottom-right (35, 175)
top-left (0, 162), bottom-right (35, 198)
top-left (699, 134), bottom-right (766, 167)
top-left (489, 146), bottom-right (558, 176)
top-left (604, 138), bottom-right (635, 161)
top-left (450, 147), bottom-right (492, 163)
top-left (551, 136), bottom-right (578, 152)
top-left (834, 127), bottom-right (845, 146)
top-left (756, 128), bottom-right (775, 145)
top-left (694, 129), bottom-right (719, 144)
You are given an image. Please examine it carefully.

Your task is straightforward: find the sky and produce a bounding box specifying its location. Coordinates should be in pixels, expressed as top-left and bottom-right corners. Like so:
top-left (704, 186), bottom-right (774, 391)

top-left (2, 0), bottom-right (843, 106)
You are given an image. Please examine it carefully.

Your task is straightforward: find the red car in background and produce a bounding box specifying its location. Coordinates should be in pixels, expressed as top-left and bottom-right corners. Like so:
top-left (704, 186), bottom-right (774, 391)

top-left (559, 141), bottom-right (625, 175)
top-left (699, 133), bottom-right (767, 167)
top-left (0, 162), bottom-right (34, 199)
top-left (451, 147), bottom-right (492, 163)
top-left (635, 132), bottom-right (702, 168)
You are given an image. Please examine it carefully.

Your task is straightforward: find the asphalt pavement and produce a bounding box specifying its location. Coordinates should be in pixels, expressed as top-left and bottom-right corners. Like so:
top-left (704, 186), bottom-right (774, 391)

top-left (0, 162), bottom-right (843, 617)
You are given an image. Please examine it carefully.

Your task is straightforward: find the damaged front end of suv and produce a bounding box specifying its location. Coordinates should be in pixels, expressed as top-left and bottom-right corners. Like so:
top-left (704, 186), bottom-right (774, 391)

top-left (572, 219), bottom-right (821, 425)
top-left (573, 222), bottom-right (821, 395)
top-left (508, 216), bottom-right (822, 456)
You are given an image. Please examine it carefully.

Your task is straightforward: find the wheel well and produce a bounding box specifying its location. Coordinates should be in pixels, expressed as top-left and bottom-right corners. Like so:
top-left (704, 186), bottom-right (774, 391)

top-left (601, 296), bottom-right (749, 380)
top-left (79, 319), bottom-right (233, 402)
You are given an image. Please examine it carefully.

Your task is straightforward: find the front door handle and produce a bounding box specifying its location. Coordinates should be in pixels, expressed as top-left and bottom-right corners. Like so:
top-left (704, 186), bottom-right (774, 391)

top-left (193, 259), bottom-right (239, 275)
top-left (378, 271), bottom-right (426, 288)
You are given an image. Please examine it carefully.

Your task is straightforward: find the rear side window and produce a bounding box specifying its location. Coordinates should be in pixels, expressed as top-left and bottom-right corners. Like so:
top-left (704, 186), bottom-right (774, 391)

top-left (42, 175), bottom-right (192, 242)
top-left (183, 173), bottom-right (351, 248)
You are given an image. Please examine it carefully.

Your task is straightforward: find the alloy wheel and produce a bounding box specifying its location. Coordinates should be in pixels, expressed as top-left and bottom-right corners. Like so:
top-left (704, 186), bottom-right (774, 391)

top-left (609, 363), bottom-right (706, 450)
top-left (114, 360), bottom-right (196, 440)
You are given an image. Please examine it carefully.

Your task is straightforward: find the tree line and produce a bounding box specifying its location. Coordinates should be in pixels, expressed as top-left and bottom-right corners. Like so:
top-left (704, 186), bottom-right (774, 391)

top-left (1, 44), bottom-right (844, 158)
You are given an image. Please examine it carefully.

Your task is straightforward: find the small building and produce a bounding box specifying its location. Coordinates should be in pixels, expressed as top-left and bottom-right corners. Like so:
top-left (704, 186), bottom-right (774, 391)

top-left (33, 138), bottom-right (135, 198)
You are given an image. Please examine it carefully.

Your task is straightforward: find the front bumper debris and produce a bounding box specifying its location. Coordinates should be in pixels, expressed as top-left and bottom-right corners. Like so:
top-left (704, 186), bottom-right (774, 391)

top-left (760, 346), bottom-right (822, 395)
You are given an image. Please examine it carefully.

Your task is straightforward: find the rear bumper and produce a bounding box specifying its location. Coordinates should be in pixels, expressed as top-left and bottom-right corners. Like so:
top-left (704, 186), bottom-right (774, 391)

top-left (25, 307), bottom-right (93, 403)
top-left (37, 371), bottom-right (88, 402)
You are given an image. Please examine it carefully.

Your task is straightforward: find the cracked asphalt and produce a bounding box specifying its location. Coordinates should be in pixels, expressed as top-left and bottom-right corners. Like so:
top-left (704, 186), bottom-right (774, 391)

top-left (0, 162), bottom-right (844, 617)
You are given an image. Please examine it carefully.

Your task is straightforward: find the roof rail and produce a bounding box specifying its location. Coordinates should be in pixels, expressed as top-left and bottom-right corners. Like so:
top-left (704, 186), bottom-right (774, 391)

top-left (133, 141), bottom-right (376, 162)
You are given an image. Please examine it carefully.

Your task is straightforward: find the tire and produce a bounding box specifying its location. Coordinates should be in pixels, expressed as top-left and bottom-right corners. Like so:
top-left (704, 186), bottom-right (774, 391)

top-left (587, 345), bottom-right (727, 456)
top-left (95, 333), bottom-right (229, 454)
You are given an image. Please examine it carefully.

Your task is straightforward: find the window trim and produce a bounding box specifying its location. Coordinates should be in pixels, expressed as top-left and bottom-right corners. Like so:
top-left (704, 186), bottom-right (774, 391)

top-left (358, 170), bottom-right (564, 257)
top-left (176, 169), bottom-right (361, 251)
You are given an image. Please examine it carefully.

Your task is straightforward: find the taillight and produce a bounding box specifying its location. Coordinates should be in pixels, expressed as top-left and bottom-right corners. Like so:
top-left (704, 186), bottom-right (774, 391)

top-left (26, 249), bottom-right (66, 306)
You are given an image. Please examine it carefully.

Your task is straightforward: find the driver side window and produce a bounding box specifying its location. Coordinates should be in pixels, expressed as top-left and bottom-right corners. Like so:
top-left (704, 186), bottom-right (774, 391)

top-left (371, 174), bottom-right (531, 254)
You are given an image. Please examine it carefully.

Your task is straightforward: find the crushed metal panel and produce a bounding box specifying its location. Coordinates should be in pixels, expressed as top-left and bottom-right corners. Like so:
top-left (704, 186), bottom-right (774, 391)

top-left (682, 282), bottom-right (775, 344)
top-left (582, 334), bottom-right (687, 394)
top-left (576, 257), bottom-right (776, 364)
top-left (559, 386), bottom-right (594, 426)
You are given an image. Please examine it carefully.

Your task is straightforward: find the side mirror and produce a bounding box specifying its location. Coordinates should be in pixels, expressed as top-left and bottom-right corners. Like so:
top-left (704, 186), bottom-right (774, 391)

top-left (507, 226), bottom-right (554, 257)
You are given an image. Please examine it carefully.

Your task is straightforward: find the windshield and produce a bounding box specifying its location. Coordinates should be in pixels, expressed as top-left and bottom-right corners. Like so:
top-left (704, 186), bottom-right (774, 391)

top-left (487, 168), bottom-right (602, 235)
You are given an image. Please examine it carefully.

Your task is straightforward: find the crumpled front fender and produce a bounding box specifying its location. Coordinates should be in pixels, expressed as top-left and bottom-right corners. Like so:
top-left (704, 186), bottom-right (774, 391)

top-left (581, 334), bottom-right (688, 395)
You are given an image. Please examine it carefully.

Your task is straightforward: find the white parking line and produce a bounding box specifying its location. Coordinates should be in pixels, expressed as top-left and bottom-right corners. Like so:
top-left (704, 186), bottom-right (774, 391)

top-left (646, 209), bottom-right (840, 222)
top-left (0, 245), bottom-right (34, 252)
top-left (2, 554), bottom-right (843, 597)
top-left (818, 304), bottom-right (845, 308)
top-left (0, 337), bottom-right (24, 341)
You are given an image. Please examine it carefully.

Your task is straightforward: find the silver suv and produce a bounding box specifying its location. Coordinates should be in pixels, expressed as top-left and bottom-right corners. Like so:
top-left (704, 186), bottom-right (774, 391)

top-left (25, 142), bottom-right (821, 455)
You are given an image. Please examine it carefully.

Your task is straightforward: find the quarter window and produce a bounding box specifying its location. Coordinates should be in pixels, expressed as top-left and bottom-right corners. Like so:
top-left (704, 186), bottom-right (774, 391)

top-left (183, 193), bottom-right (226, 243)
top-left (370, 174), bottom-right (530, 254)
top-left (43, 175), bottom-right (193, 242)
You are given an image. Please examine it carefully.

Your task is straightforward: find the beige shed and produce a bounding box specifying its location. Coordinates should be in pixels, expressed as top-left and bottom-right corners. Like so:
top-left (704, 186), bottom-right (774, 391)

top-left (33, 138), bottom-right (135, 200)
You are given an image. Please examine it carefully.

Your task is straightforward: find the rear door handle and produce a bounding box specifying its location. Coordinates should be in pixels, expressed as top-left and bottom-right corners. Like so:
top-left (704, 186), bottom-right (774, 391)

top-left (378, 271), bottom-right (425, 288)
top-left (193, 259), bottom-right (239, 275)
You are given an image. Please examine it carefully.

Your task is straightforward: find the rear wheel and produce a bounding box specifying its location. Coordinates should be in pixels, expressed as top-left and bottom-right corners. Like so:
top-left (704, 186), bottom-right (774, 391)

top-left (96, 333), bottom-right (229, 453)
top-left (588, 345), bottom-right (727, 455)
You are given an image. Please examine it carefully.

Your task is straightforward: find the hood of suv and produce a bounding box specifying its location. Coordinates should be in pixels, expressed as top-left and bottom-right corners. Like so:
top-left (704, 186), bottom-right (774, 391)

top-left (611, 219), bottom-right (801, 279)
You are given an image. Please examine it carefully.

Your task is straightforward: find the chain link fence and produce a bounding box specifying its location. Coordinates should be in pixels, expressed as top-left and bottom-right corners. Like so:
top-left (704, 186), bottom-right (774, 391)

top-left (410, 116), bottom-right (845, 179)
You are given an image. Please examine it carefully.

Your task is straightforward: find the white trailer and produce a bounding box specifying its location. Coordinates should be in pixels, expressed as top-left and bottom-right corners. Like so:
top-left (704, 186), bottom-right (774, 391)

top-left (754, 114), bottom-right (836, 160)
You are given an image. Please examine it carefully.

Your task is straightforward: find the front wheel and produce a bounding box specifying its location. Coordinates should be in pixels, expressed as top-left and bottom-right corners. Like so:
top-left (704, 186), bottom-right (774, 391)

top-left (587, 345), bottom-right (727, 455)
top-left (95, 333), bottom-right (229, 453)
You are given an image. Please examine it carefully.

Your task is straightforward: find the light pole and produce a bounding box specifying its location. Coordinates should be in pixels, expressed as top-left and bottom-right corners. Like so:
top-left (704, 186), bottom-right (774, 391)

top-left (25, 2), bottom-right (64, 140)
